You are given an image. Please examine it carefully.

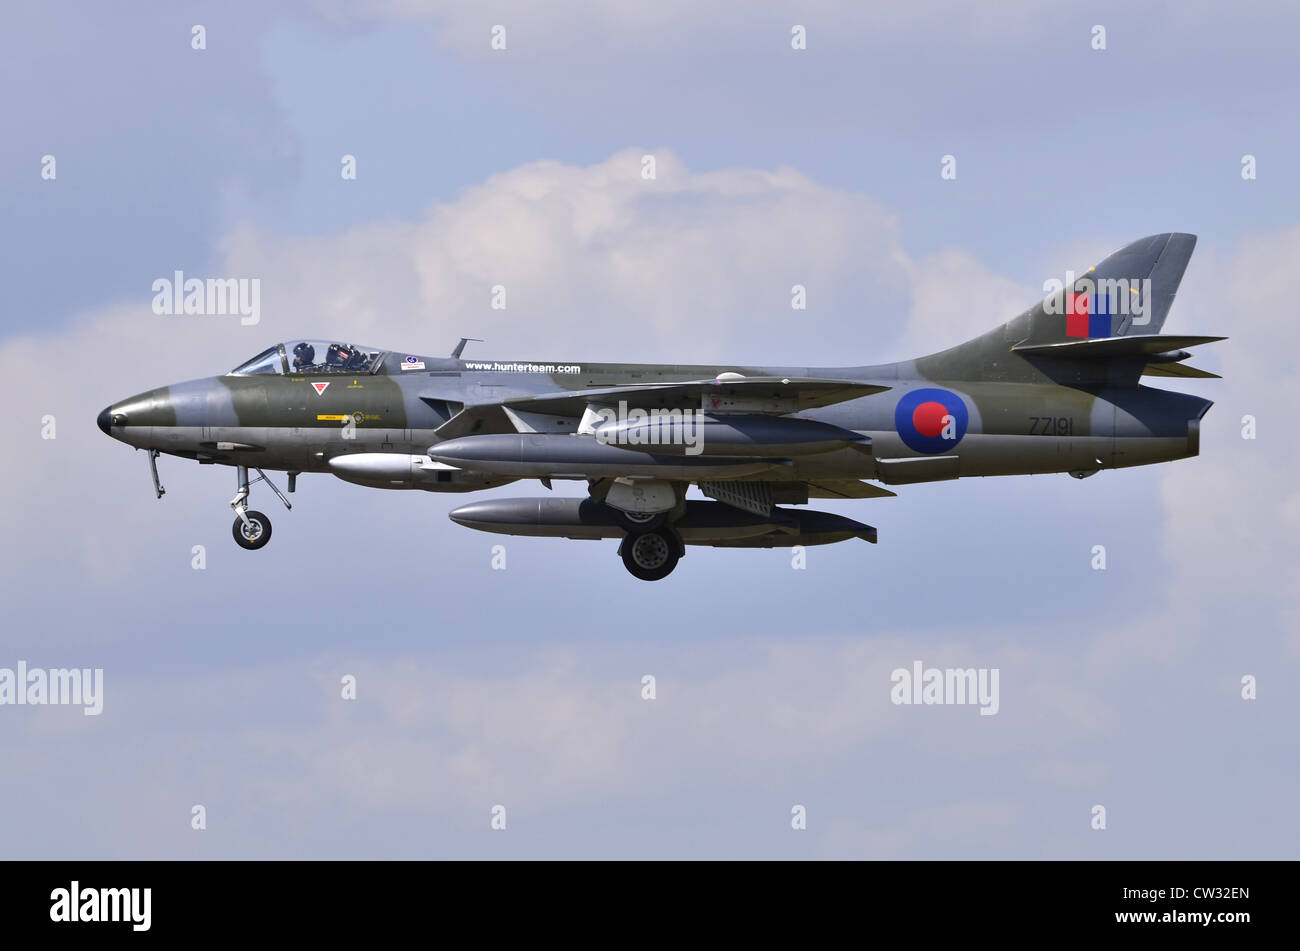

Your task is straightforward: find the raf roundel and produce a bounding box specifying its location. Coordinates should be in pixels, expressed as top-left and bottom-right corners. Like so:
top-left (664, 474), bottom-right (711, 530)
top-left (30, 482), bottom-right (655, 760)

top-left (895, 387), bottom-right (969, 453)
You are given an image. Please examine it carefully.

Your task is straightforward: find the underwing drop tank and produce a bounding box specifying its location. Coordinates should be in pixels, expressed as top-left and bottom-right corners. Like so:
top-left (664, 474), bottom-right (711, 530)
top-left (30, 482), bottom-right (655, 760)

top-left (447, 497), bottom-right (877, 547)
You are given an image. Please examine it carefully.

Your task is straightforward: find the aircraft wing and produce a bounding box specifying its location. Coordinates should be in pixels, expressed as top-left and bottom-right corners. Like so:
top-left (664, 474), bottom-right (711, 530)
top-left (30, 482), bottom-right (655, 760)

top-left (501, 377), bottom-right (890, 417)
top-left (1010, 334), bottom-right (1225, 358)
top-left (432, 377), bottom-right (889, 443)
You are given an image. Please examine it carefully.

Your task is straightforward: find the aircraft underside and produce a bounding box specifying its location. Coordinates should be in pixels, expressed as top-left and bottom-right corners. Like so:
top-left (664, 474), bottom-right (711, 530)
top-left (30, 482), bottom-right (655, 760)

top-left (131, 412), bottom-right (1202, 580)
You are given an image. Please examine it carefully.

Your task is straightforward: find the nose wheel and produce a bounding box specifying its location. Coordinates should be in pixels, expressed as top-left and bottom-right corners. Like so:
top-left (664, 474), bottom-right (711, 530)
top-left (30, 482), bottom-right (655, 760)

top-left (232, 510), bottom-right (273, 550)
top-left (229, 465), bottom-right (291, 550)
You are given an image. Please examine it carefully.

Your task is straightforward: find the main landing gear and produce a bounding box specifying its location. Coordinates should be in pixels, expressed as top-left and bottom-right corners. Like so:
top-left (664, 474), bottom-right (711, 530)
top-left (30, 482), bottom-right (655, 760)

top-left (595, 478), bottom-right (684, 580)
top-left (618, 526), bottom-right (681, 581)
top-left (230, 465), bottom-right (292, 551)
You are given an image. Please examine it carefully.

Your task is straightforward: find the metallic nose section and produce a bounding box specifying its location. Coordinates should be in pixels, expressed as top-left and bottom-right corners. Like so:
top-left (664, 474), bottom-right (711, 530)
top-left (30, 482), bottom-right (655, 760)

top-left (97, 406), bottom-right (113, 435)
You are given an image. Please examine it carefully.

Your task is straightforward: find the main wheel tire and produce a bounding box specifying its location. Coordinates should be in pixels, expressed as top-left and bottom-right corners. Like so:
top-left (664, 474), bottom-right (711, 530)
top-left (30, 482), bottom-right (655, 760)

top-left (232, 510), bottom-right (272, 550)
top-left (620, 527), bottom-right (679, 581)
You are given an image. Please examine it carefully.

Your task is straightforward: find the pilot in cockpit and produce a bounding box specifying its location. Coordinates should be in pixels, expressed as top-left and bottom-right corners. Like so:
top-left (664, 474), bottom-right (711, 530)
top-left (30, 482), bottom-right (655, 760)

top-left (326, 343), bottom-right (367, 371)
top-left (291, 342), bottom-right (317, 372)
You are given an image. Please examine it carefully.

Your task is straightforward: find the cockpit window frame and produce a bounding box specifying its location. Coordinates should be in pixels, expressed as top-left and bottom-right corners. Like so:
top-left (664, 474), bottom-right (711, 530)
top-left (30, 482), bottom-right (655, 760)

top-left (228, 343), bottom-right (288, 376)
top-left (230, 342), bottom-right (389, 377)
top-left (285, 341), bottom-right (384, 376)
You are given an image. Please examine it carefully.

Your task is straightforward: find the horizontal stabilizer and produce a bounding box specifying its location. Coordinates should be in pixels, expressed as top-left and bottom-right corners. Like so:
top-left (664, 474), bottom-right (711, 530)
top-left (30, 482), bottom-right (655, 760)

top-left (1011, 334), bottom-right (1226, 359)
top-left (1142, 361), bottom-right (1221, 379)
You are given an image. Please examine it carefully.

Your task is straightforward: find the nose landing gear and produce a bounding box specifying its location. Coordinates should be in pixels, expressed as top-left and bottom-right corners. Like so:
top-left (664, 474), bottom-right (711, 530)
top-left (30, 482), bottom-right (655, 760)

top-left (233, 509), bottom-right (273, 550)
top-left (230, 465), bottom-right (291, 551)
top-left (147, 449), bottom-right (166, 499)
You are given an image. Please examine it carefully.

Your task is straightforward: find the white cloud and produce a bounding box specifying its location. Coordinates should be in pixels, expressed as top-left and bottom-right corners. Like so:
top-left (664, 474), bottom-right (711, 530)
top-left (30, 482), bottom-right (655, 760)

top-left (0, 630), bottom-right (1133, 857)
top-left (1155, 223), bottom-right (1300, 653)
top-left (224, 148), bottom-right (909, 365)
top-left (892, 247), bottom-right (1035, 361)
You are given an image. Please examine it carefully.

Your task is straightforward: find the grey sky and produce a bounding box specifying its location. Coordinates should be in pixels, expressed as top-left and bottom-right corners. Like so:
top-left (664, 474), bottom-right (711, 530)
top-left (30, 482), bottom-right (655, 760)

top-left (1, 1), bottom-right (1296, 858)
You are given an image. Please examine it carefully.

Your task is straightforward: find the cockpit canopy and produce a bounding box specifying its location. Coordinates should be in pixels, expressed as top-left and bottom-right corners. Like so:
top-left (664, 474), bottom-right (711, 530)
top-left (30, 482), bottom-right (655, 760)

top-left (230, 341), bottom-right (385, 376)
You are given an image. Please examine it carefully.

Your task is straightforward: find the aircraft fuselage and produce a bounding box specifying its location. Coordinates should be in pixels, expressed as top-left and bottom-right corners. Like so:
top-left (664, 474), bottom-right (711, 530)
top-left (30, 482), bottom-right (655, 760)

top-left (99, 356), bottom-right (1208, 482)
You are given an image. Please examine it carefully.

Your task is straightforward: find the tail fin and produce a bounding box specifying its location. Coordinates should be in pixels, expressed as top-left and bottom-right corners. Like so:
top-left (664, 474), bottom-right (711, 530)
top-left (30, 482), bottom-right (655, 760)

top-left (915, 233), bottom-right (1213, 383)
top-left (1016, 232), bottom-right (1196, 346)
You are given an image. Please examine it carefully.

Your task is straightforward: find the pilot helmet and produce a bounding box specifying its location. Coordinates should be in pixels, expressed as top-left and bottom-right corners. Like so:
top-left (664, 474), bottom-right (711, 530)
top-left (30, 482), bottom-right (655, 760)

top-left (293, 342), bottom-right (315, 365)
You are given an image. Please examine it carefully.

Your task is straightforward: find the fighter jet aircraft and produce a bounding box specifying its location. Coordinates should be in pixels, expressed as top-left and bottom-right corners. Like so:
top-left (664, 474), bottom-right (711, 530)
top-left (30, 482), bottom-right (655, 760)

top-left (98, 233), bottom-right (1222, 580)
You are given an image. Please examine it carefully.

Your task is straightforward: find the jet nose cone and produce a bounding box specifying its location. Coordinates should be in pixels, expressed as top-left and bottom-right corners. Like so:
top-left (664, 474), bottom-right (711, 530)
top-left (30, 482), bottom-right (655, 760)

top-left (97, 406), bottom-right (113, 435)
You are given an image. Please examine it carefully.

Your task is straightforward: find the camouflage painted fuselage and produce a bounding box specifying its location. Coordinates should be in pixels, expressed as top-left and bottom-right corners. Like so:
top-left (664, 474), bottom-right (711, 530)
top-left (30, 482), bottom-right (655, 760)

top-left (101, 340), bottom-right (1209, 484)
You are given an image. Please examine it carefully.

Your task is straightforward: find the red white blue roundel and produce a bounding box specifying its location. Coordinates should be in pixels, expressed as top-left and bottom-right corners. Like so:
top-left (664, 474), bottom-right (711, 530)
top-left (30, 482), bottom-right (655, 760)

top-left (895, 387), bottom-right (969, 453)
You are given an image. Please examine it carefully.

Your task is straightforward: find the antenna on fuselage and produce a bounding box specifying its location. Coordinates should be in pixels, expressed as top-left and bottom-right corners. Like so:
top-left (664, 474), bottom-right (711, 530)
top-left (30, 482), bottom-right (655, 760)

top-left (451, 337), bottom-right (483, 359)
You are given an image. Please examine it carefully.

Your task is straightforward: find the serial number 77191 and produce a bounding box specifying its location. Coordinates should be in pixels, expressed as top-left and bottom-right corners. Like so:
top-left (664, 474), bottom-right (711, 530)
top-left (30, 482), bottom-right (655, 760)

top-left (1029, 416), bottom-right (1074, 435)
